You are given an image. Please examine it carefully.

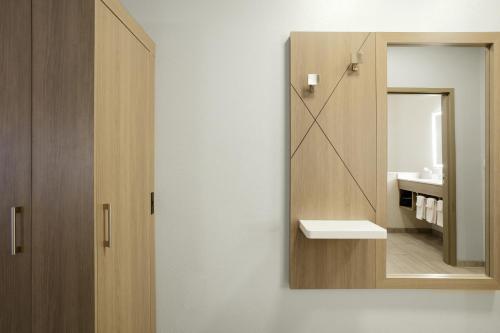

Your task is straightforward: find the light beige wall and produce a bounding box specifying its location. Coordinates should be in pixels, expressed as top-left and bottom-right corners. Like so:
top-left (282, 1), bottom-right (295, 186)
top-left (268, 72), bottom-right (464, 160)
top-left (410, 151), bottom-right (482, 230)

top-left (121, 0), bottom-right (500, 332)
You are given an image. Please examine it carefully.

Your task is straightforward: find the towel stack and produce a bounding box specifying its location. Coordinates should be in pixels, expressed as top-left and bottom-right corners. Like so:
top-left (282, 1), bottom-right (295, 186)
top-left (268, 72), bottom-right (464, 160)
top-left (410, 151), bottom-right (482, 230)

top-left (416, 195), bottom-right (426, 220)
top-left (415, 195), bottom-right (443, 226)
top-left (436, 200), bottom-right (444, 227)
top-left (425, 198), bottom-right (436, 224)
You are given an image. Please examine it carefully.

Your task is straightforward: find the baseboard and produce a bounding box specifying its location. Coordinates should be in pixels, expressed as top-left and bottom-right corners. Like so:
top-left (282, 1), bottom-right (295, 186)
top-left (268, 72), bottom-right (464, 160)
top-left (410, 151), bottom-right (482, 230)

top-left (431, 229), bottom-right (443, 239)
top-left (457, 260), bottom-right (485, 268)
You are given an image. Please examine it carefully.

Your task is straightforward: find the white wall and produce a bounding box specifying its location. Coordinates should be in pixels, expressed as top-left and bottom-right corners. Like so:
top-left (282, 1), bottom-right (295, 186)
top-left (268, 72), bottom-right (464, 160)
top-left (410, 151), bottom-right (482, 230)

top-left (388, 94), bottom-right (442, 173)
top-left (120, 0), bottom-right (500, 332)
top-left (388, 46), bottom-right (486, 262)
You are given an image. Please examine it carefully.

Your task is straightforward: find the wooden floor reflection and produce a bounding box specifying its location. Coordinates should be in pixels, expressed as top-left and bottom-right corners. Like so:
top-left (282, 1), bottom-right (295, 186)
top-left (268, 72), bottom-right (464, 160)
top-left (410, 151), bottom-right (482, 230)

top-left (387, 232), bottom-right (486, 275)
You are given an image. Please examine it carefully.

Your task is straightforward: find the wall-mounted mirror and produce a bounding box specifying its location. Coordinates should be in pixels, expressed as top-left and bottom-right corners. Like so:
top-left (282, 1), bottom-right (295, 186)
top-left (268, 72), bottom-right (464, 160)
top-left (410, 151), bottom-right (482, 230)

top-left (385, 45), bottom-right (487, 277)
top-left (290, 32), bottom-right (500, 289)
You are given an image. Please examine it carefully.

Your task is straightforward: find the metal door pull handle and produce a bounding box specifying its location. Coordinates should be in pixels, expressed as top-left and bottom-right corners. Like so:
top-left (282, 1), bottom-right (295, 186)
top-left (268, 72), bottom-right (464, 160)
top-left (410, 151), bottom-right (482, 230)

top-left (104, 204), bottom-right (111, 248)
top-left (10, 207), bottom-right (22, 255)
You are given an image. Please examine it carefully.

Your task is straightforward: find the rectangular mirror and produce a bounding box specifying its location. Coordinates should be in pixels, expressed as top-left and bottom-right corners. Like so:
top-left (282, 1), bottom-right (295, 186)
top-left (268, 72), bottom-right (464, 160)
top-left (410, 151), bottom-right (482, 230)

top-left (386, 45), bottom-right (487, 277)
top-left (290, 32), bottom-right (500, 289)
top-left (372, 31), bottom-right (500, 290)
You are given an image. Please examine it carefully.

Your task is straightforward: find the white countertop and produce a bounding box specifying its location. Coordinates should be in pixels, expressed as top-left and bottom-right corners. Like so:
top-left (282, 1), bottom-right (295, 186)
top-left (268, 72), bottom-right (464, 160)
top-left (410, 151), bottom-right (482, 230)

top-left (397, 176), bottom-right (443, 186)
top-left (299, 220), bottom-right (387, 239)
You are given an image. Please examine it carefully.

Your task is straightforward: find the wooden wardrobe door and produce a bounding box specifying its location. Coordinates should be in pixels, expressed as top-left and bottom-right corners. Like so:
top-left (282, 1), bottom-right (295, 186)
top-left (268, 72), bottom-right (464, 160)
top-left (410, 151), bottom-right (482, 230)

top-left (32, 0), bottom-right (95, 331)
top-left (0, 1), bottom-right (32, 332)
top-left (95, 1), bottom-right (154, 332)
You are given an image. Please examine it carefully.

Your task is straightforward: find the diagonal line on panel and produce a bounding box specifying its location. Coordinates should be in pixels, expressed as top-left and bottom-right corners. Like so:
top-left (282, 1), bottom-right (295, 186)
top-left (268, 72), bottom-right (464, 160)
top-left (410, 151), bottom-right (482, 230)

top-left (290, 85), bottom-right (316, 159)
top-left (290, 32), bottom-right (372, 159)
top-left (290, 121), bottom-right (315, 160)
top-left (291, 84), bottom-right (316, 120)
top-left (313, 32), bottom-right (372, 123)
top-left (315, 121), bottom-right (376, 212)
top-left (289, 32), bottom-right (376, 211)
top-left (314, 32), bottom-right (376, 208)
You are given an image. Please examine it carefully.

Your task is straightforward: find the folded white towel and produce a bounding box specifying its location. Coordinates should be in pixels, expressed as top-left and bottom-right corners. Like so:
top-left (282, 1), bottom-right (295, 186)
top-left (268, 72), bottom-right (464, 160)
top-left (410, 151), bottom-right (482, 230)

top-left (416, 195), bottom-right (426, 220)
top-left (425, 198), bottom-right (437, 224)
top-left (436, 200), bottom-right (444, 227)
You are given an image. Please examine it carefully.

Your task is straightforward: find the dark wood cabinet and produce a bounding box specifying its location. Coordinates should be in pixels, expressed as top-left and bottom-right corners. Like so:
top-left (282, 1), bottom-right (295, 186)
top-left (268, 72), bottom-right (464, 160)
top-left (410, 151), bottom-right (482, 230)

top-left (0, 1), bottom-right (155, 332)
top-left (0, 1), bottom-right (32, 332)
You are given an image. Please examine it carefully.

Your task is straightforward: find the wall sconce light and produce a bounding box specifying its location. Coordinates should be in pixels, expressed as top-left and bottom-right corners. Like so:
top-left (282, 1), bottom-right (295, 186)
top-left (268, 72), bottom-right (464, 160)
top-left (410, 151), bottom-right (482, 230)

top-left (350, 52), bottom-right (363, 72)
top-left (308, 74), bottom-right (320, 93)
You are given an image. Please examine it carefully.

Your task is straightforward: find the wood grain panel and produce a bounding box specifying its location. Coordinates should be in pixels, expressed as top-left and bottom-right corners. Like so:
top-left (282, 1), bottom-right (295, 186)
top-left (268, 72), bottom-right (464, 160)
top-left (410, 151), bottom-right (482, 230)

top-left (95, 3), bottom-right (120, 331)
top-left (0, 1), bottom-right (31, 332)
top-left (290, 88), bottom-right (314, 155)
top-left (316, 33), bottom-right (377, 206)
top-left (95, 1), bottom-right (154, 331)
top-left (117, 20), bottom-right (153, 333)
top-left (290, 32), bottom-right (369, 117)
top-left (100, 0), bottom-right (155, 53)
top-left (146, 48), bottom-right (157, 333)
top-left (290, 124), bottom-right (376, 288)
top-left (440, 91), bottom-right (456, 265)
top-left (32, 0), bottom-right (95, 331)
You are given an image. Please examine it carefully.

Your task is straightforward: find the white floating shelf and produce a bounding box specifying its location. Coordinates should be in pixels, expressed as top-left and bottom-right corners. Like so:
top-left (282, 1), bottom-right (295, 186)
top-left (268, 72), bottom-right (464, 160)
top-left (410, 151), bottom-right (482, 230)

top-left (299, 220), bottom-right (387, 240)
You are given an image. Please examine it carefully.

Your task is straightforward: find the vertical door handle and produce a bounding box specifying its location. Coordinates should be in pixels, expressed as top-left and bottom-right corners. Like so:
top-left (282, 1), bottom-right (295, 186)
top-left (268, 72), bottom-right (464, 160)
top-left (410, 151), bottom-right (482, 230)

top-left (103, 203), bottom-right (111, 248)
top-left (10, 207), bottom-right (22, 255)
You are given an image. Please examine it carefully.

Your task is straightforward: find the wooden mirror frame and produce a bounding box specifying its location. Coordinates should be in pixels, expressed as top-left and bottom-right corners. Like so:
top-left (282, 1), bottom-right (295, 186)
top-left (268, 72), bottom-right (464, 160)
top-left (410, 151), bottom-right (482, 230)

top-left (375, 33), bottom-right (500, 289)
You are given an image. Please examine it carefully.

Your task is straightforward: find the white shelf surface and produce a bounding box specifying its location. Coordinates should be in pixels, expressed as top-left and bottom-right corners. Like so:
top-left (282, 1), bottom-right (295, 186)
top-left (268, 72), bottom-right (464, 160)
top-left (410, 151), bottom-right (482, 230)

top-left (299, 220), bottom-right (387, 239)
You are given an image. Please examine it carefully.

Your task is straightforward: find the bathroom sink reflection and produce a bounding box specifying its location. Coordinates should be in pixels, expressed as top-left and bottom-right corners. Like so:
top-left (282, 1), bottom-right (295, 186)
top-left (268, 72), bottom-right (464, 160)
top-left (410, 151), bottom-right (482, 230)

top-left (397, 172), bottom-right (443, 186)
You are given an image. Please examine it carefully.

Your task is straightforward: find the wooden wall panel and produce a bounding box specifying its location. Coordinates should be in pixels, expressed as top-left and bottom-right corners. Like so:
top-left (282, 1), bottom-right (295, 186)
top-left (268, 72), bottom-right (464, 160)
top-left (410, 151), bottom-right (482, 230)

top-left (292, 31), bottom-right (500, 290)
top-left (290, 32), bottom-right (369, 117)
top-left (32, 0), bottom-right (95, 331)
top-left (316, 34), bottom-right (377, 206)
top-left (290, 124), bottom-right (376, 288)
top-left (290, 32), bottom-right (377, 289)
top-left (0, 1), bottom-right (32, 332)
top-left (290, 88), bottom-right (314, 155)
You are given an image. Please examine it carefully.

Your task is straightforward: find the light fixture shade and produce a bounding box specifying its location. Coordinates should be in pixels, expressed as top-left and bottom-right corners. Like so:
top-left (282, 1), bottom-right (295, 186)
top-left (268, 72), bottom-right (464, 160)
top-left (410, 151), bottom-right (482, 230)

top-left (307, 73), bottom-right (320, 86)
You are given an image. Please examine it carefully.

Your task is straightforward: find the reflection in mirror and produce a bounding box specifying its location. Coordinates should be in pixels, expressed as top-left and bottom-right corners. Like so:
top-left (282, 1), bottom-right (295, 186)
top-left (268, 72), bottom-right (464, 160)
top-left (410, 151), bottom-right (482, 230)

top-left (386, 46), bottom-right (487, 276)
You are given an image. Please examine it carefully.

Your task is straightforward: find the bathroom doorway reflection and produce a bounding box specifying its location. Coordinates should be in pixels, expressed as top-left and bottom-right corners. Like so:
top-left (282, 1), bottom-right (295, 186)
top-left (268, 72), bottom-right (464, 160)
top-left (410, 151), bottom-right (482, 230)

top-left (387, 87), bottom-right (485, 276)
top-left (387, 90), bottom-right (457, 273)
top-left (385, 44), bottom-right (487, 277)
